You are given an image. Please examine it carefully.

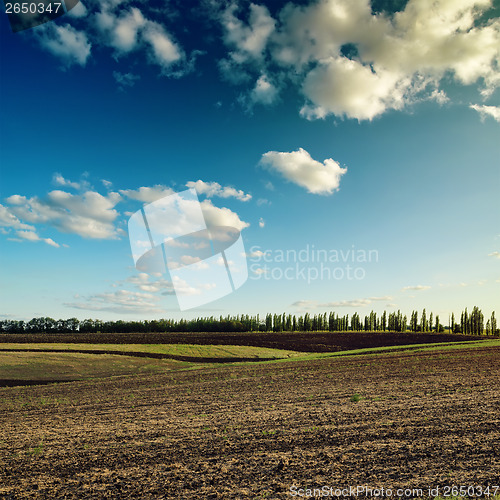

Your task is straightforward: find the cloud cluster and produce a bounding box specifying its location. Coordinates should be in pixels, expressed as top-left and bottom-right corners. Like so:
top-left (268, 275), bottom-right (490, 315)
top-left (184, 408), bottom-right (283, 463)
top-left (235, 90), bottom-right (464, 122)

top-left (1, 177), bottom-right (250, 246)
top-left (96, 5), bottom-right (184, 73)
top-left (35, 23), bottom-right (91, 67)
top-left (29, 0), bottom-right (499, 118)
top-left (216, 0), bottom-right (500, 119)
top-left (470, 104), bottom-right (500, 122)
top-left (34, 1), bottom-right (190, 76)
top-left (260, 148), bottom-right (347, 194)
top-left (186, 180), bottom-right (252, 201)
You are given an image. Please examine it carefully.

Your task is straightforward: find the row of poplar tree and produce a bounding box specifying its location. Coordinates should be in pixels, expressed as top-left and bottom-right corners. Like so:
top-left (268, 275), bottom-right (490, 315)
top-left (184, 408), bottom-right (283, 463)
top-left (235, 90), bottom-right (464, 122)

top-left (0, 307), bottom-right (497, 335)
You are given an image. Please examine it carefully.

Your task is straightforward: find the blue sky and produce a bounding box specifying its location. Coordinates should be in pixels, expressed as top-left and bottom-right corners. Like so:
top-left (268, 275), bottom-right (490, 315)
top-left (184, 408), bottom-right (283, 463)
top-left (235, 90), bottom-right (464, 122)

top-left (0, 0), bottom-right (499, 322)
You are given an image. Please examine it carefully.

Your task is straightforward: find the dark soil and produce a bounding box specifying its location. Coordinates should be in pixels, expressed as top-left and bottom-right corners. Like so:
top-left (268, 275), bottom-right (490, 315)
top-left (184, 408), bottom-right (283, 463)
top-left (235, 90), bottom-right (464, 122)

top-left (1, 345), bottom-right (499, 498)
top-left (0, 331), bottom-right (492, 352)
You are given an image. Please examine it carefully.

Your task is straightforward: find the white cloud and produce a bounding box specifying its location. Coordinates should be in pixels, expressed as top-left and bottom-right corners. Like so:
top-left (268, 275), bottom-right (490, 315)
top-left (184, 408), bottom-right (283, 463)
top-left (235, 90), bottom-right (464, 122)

top-left (401, 285), bottom-right (432, 291)
top-left (96, 6), bottom-right (146, 53)
top-left (221, 3), bottom-right (275, 63)
top-left (2, 179), bottom-right (249, 246)
top-left (300, 57), bottom-right (404, 121)
top-left (259, 217), bottom-right (265, 228)
top-left (247, 249), bottom-right (266, 258)
top-left (95, 5), bottom-right (185, 74)
top-left (65, 289), bottom-right (164, 314)
top-left (0, 204), bottom-right (35, 231)
top-left (36, 23), bottom-right (91, 67)
top-left (260, 147), bottom-right (347, 195)
top-left (488, 251), bottom-right (500, 259)
top-left (199, 199), bottom-right (250, 232)
top-left (217, 0), bottom-right (500, 120)
top-left (15, 230), bottom-right (60, 247)
top-left (250, 74), bottom-right (279, 105)
top-left (186, 180), bottom-right (252, 201)
top-left (53, 173), bottom-right (80, 190)
top-left (470, 104), bottom-right (500, 122)
top-left (143, 21), bottom-right (183, 70)
top-left (119, 185), bottom-right (174, 203)
top-left (5, 190), bottom-right (121, 239)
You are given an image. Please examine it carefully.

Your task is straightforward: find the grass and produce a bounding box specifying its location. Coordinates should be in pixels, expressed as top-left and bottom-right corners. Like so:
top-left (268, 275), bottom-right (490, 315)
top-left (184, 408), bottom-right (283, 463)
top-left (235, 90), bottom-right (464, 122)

top-left (258, 338), bottom-right (500, 365)
top-left (0, 351), bottom-right (188, 383)
top-left (0, 342), bottom-right (306, 360)
top-left (1, 338), bottom-right (498, 385)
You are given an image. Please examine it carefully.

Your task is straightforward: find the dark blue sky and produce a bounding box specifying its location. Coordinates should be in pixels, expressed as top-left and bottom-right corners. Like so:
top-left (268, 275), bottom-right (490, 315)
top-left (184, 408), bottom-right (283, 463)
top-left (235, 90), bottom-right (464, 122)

top-left (1, 0), bottom-right (499, 319)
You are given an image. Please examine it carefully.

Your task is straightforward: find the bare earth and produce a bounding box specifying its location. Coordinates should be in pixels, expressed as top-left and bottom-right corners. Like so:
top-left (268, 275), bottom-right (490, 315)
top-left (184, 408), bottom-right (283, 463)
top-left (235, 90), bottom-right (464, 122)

top-left (1, 345), bottom-right (499, 499)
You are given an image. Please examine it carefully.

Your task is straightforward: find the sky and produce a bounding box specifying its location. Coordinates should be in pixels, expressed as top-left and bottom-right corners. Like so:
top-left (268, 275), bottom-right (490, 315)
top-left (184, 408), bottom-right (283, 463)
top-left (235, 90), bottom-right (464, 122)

top-left (0, 0), bottom-right (499, 322)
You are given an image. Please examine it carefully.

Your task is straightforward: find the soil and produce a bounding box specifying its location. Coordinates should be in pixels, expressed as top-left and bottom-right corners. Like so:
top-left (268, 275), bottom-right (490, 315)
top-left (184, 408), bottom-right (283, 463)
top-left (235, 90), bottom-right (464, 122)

top-left (0, 331), bottom-right (491, 352)
top-left (1, 344), bottom-right (499, 499)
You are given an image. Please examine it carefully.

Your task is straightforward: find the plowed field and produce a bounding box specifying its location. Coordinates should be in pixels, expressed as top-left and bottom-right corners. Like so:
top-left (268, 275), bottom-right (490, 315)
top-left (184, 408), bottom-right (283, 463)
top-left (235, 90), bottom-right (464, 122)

top-left (1, 345), bottom-right (499, 499)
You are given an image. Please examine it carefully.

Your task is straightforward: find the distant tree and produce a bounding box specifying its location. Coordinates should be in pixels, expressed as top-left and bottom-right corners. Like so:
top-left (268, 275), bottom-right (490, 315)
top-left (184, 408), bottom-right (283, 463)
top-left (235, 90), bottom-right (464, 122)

top-left (303, 313), bottom-right (311, 331)
top-left (421, 309), bottom-right (427, 332)
top-left (429, 312), bottom-right (433, 333)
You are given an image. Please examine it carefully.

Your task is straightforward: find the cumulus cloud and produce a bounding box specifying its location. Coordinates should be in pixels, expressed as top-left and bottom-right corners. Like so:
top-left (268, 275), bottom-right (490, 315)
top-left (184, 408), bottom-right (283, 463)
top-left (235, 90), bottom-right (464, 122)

top-left (199, 199), bottom-right (249, 232)
top-left (218, 3), bottom-right (277, 103)
top-left (186, 180), bottom-right (252, 201)
top-left (96, 6), bottom-right (146, 53)
top-left (259, 217), bottom-right (265, 228)
top-left (142, 21), bottom-right (183, 71)
top-left (221, 3), bottom-right (275, 63)
top-left (260, 148), bottom-right (347, 195)
top-left (33, 3), bottom-right (190, 77)
top-left (35, 23), bottom-right (91, 67)
top-left (488, 251), bottom-right (500, 259)
top-left (0, 204), bottom-right (35, 231)
top-left (300, 57), bottom-right (405, 120)
top-left (95, 5), bottom-right (185, 73)
top-left (2, 179), bottom-right (250, 246)
top-left (53, 173), bottom-right (80, 190)
top-left (470, 104), bottom-right (500, 122)
top-left (119, 185), bottom-right (174, 203)
top-left (4, 190), bottom-right (121, 239)
top-left (217, 0), bottom-right (500, 120)
top-left (250, 73), bottom-right (279, 105)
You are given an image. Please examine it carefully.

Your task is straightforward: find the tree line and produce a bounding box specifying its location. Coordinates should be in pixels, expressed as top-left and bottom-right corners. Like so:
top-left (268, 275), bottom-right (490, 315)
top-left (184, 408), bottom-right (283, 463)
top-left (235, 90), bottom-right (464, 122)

top-left (0, 307), bottom-right (497, 335)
